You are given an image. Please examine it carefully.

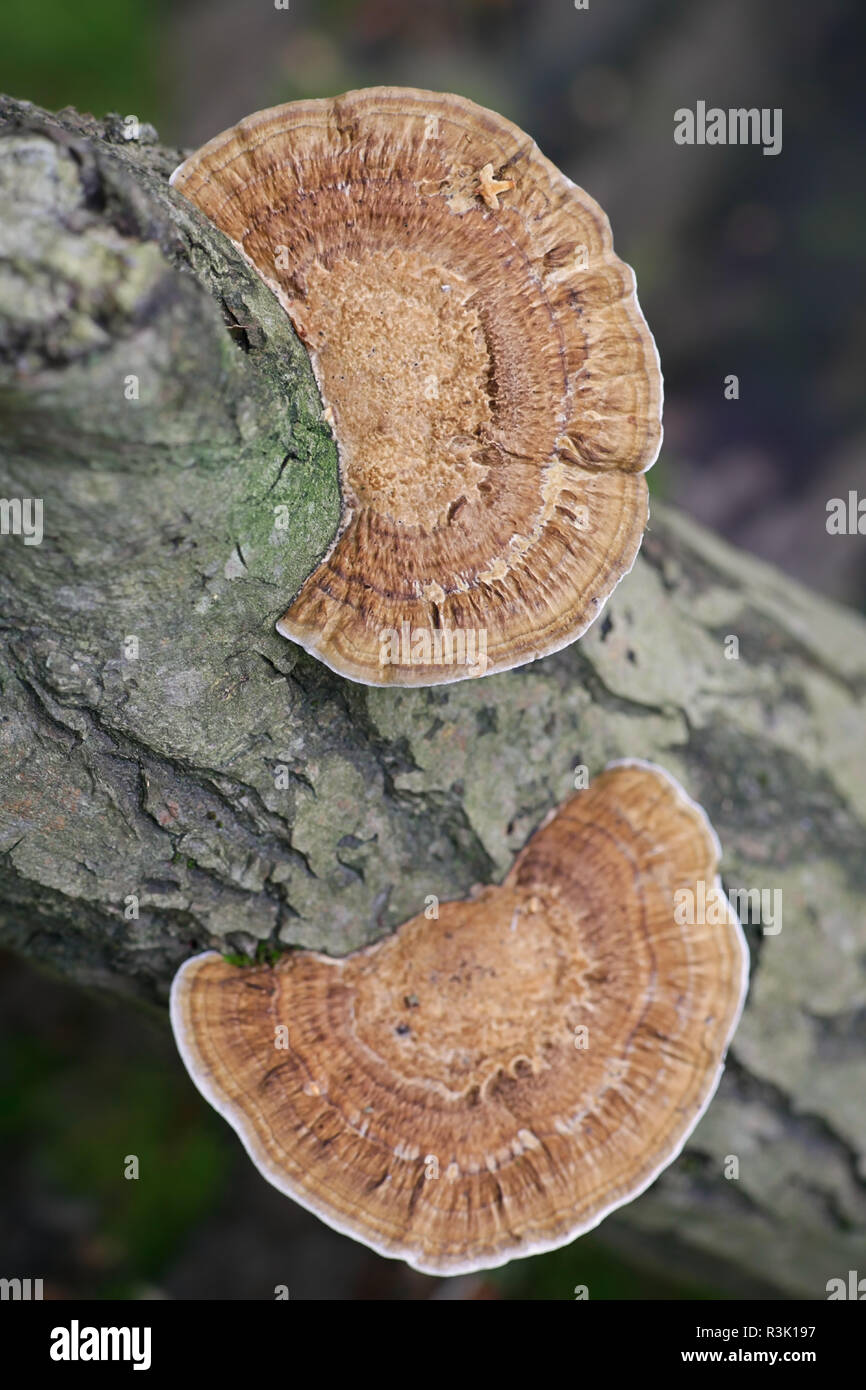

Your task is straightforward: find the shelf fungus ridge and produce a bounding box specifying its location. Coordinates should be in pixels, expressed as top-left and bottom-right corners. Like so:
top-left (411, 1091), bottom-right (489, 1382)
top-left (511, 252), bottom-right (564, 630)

top-left (170, 87), bottom-right (663, 685)
top-left (170, 762), bottom-right (748, 1275)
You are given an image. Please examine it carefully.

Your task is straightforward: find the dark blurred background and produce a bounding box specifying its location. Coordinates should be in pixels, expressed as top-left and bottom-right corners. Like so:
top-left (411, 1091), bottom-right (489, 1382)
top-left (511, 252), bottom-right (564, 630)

top-left (1, 0), bottom-right (863, 1299)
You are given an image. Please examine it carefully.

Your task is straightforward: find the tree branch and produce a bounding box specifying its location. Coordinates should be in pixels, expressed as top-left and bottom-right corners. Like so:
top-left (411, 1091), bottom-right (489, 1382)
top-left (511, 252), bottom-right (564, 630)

top-left (2, 96), bottom-right (865, 1297)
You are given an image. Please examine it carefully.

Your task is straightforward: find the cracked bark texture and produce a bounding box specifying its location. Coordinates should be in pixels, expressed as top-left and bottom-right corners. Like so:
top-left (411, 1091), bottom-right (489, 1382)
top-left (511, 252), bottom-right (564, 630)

top-left (1, 96), bottom-right (864, 1299)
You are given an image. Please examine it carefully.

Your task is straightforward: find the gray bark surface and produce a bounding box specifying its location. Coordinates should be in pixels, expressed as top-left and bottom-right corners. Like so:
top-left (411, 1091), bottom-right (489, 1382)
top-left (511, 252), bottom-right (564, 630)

top-left (1, 96), bottom-right (864, 1298)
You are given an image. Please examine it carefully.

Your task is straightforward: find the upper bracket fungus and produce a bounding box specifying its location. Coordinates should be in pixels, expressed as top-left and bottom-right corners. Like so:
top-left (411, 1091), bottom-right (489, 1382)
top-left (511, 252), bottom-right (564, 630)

top-left (170, 87), bottom-right (663, 685)
top-left (170, 762), bottom-right (747, 1276)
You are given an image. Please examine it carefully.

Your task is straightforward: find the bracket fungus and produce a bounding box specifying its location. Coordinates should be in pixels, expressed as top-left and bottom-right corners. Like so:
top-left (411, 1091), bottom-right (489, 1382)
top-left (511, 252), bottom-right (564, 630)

top-left (170, 87), bottom-right (663, 685)
top-left (171, 762), bottom-right (747, 1276)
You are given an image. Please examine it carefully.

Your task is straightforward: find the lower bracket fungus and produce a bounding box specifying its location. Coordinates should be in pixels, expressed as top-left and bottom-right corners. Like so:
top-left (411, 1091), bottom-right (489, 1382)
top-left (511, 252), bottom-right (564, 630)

top-left (170, 762), bottom-right (748, 1276)
top-left (169, 86), bottom-right (663, 686)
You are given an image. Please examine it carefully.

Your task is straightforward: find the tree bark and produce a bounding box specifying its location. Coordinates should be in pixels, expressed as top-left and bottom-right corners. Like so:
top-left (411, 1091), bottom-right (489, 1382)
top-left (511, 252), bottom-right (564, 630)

top-left (1, 96), bottom-right (865, 1299)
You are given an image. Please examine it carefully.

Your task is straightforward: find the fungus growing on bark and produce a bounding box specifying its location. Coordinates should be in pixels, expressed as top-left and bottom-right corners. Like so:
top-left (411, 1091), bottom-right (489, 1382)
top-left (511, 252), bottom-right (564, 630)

top-left (170, 761), bottom-right (747, 1275)
top-left (170, 87), bottom-right (662, 685)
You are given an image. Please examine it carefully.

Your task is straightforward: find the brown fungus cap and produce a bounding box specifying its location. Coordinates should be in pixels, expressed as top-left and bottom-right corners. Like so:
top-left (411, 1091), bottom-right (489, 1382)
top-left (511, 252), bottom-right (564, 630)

top-left (170, 87), bottom-right (663, 685)
top-left (170, 762), bottom-right (747, 1275)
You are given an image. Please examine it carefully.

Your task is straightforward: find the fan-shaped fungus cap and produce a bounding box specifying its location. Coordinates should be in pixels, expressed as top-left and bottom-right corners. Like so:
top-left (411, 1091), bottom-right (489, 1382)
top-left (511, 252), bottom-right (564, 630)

top-left (171, 762), bottom-right (747, 1275)
top-left (170, 87), bottom-right (662, 685)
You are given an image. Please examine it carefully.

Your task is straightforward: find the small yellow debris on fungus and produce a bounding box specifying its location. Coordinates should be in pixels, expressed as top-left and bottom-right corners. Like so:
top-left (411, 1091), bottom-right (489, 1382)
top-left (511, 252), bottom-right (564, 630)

top-left (476, 161), bottom-right (516, 210)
